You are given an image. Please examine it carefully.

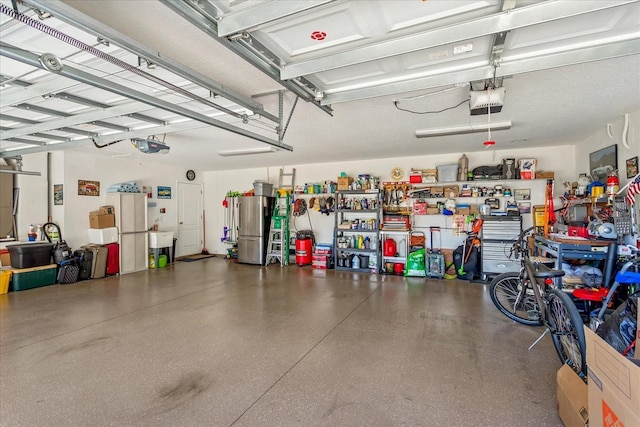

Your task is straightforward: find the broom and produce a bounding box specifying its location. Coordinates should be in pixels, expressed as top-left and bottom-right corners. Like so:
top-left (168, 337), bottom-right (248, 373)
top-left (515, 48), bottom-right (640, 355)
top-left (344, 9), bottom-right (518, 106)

top-left (201, 211), bottom-right (210, 255)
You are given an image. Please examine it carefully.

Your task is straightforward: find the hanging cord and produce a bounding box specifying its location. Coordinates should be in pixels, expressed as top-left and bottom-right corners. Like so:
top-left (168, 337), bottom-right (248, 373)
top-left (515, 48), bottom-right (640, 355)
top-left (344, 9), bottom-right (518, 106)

top-left (0, 4), bottom-right (243, 119)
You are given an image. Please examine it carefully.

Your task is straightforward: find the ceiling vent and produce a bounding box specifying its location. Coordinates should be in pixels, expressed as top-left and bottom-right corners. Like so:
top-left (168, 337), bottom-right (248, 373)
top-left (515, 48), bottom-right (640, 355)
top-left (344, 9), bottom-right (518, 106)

top-left (469, 87), bottom-right (505, 115)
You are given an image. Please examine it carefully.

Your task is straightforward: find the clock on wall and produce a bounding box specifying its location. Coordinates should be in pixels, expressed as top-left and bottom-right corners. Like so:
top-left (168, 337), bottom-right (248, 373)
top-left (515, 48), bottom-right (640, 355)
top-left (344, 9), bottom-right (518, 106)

top-left (186, 170), bottom-right (196, 181)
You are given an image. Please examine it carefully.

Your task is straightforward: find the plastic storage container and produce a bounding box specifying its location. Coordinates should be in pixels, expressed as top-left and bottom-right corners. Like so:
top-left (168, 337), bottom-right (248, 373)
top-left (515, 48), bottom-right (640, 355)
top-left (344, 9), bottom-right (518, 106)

top-left (253, 181), bottom-right (273, 196)
top-left (9, 264), bottom-right (57, 291)
top-left (0, 270), bottom-right (11, 294)
top-left (87, 227), bottom-right (118, 244)
top-left (436, 164), bottom-right (459, 182)
top-left (7, 243), bottom-right (54, 269)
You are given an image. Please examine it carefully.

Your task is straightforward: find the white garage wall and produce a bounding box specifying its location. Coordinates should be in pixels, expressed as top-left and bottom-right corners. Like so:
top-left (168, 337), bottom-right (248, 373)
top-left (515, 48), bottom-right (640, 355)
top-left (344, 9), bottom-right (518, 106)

top-left (16, 150), bottom-right (192, 251)
top-left (18, 107), bottom-right (637, 256)
top-left (575, 109), bottom-right (639, 187)
top-left (204, 145), bottom-right (575, 253)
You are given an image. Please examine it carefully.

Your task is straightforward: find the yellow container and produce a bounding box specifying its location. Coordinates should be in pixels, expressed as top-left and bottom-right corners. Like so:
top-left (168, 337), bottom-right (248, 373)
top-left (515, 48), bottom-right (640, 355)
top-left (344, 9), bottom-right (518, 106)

top-left (590, 186), bottom-right (604, 197)
top-left (0, 270), bottom-right (11, 294)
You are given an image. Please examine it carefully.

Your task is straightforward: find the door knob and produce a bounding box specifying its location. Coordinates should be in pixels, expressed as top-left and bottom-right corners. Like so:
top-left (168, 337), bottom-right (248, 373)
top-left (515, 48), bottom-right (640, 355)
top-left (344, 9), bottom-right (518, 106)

top-left (179, 222), bottom-right (183, 224)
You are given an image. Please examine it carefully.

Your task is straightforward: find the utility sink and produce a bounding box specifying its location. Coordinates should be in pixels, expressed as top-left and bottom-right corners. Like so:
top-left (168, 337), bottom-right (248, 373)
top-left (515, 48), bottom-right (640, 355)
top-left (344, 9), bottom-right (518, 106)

top-left (149, 231), bottom-right (174, 248)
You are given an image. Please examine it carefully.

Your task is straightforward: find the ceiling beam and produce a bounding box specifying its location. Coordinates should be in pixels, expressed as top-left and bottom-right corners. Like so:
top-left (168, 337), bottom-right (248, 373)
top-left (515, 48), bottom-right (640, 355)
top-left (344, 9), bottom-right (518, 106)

top-left (216, 0), bottom-right (335, 37)
top-left (21, 0), bottom-right (278, 123)
top-left (280, 0), bottom-right (638, 79)
top-left (0, 41), bottom-right (292, 151)
top-left (321, 38), bottom-right (640, 105)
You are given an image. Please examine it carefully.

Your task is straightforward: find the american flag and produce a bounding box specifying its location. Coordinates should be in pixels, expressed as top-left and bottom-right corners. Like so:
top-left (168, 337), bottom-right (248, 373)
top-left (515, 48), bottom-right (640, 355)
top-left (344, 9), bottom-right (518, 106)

top-left (626, 173), bottom-right (640, 206)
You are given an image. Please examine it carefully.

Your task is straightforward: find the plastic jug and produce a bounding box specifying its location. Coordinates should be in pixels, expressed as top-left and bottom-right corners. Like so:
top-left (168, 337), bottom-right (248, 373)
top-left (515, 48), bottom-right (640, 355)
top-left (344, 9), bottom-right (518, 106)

top-left (352, 254), bottom-right (360, 269)
top-left (384, 238), bottom-right (397, 257)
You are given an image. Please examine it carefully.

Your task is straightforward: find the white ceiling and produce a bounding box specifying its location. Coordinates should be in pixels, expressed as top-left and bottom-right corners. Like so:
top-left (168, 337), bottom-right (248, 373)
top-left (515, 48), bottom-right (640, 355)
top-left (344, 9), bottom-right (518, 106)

top-left (1, 0), bottom-right (639, 171)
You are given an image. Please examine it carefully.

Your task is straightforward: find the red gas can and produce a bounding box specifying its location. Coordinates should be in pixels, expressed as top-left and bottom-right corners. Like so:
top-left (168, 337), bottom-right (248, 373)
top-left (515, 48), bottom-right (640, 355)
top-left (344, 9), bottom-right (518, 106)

top-left (384, 238), bottom-right (397, 257)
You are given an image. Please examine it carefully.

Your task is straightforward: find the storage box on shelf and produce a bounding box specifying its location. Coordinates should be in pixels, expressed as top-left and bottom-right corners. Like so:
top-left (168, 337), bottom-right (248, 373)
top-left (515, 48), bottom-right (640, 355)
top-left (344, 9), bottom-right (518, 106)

top-left (334, 190), bottom-right (382, 273)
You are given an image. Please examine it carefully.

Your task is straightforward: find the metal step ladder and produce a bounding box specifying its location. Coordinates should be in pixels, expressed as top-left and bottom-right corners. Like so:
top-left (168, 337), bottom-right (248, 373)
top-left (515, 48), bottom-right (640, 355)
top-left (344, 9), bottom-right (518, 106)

top-left (278, 168), bottom-right (296, 193)
top-left (265, 193), bottom-right (291, 267)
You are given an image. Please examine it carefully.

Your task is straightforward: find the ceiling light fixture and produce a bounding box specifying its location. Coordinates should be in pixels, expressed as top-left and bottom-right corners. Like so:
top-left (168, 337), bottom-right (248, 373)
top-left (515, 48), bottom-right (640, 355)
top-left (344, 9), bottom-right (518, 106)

top-left (415, 121), bottom-right (512, 138)
top-left (217, 147), bottom-right (277, 157)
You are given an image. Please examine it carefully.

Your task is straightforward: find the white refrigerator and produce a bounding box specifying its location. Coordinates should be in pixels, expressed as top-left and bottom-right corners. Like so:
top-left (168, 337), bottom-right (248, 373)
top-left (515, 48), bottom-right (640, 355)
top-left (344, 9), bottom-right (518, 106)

top-left (106, 193), bottom-right (148, 274)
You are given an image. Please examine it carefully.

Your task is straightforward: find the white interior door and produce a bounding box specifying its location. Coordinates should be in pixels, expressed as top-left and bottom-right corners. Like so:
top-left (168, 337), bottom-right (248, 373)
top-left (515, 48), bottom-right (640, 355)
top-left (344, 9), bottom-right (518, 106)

top-left (177, 182), bottom-right (203, 256)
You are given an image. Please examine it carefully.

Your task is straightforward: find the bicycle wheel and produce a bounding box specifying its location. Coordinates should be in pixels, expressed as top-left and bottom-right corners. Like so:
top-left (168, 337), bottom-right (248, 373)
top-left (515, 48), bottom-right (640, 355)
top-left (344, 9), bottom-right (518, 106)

top-left (546, 288), bottom-right (587, 375)
top-left (489, 272), bottom-right (542, 326)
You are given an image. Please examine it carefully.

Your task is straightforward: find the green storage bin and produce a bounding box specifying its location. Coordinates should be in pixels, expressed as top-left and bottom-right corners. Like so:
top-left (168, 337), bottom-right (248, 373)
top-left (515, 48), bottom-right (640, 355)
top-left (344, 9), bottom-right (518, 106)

top-left (10, 264), bottom-right (57, 292)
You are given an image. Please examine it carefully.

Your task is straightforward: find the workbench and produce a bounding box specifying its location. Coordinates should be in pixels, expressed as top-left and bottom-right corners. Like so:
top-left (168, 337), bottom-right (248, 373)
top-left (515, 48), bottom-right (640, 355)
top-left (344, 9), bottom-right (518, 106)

top-left (534, 235), bottom-right (613, 288)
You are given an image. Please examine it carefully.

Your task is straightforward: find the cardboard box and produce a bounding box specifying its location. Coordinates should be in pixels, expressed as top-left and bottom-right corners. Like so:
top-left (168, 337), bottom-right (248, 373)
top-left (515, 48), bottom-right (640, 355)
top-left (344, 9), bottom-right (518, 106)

top-left (89, 208), bottom-right (115, 229)
top-left (456, 206), bottom-right (470, 215)
top-left (337, 176), bottom-right (354, 190)
top-left (557, 363), bottom-right (588, 427)
top-left (99, 205), bottom-right (115, 215)
top-left (537, 171), bottom-right (555, 179)
top-left (585, 327), bottom-right (640, 427)
top-left (426, 207), bottom-right (439, 215)
top-left (443, 185), bottom-right (459, 198)
top-left (0, 249), bottom-right (10, 268)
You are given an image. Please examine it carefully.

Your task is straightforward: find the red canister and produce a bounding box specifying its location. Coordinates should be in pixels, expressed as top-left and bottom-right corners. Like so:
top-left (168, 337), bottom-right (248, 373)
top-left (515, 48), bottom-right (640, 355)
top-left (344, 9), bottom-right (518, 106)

top-left (384, 238), bottom-right (397, 257)
top-left (394, 263), bottom-right (404, 275)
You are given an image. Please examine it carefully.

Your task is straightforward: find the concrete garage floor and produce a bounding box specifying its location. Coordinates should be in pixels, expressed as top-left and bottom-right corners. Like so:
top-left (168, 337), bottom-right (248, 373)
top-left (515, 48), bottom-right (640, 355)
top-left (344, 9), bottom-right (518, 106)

top-left (0, 258), bottom-right (563, 426)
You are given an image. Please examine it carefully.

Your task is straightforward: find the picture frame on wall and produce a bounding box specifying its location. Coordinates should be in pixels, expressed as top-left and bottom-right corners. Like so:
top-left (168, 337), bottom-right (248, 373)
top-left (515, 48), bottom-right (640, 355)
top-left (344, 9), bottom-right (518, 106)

top-left (626, 156), bottom-right (638, 179)
top-left (514, 188), bottom-right (531, 201)
top-left (589, 144), bottom-right (617, 182)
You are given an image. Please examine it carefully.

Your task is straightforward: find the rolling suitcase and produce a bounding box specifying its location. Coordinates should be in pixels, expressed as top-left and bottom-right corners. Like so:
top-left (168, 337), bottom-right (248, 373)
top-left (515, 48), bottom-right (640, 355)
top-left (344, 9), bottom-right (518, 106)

top-left (104, 243), bottom-right (119, 275)
top-left (426, 227), bottom-right (445, 279)
top-left (57, 257), bottom-right (80, 284)
top-left (81, 245), bottom-right (108, 279)
top-left (74, 249), bottom-right (93, 281)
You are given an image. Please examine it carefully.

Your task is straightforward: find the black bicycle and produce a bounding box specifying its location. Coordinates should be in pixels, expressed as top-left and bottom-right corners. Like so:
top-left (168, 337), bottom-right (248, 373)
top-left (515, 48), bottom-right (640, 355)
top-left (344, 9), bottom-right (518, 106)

top-left (489, 227), bottom-right (587, 375)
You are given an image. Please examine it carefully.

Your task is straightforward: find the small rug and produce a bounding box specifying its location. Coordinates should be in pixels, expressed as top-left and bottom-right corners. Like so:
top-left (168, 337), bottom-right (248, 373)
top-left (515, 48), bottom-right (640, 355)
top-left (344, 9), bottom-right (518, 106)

top-left (178, 254), bottom-right (217, 262)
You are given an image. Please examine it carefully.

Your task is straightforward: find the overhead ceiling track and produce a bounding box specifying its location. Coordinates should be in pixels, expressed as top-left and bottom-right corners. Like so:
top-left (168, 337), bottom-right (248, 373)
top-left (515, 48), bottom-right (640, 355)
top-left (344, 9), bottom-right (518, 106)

top-left (0, 75), bottom-right (168, 125)
top-left (2, 115), bottom-right (218, 157)
top-left (0, 42), bottom-right (293, 152)
top-left (0, 113), bottom-right (96, 137)
top-left (159, 0), bottom-right (334, 117)
top-left (15, 0), bottom-right (279, 124)
top-left (13, 103), bottom-right (130, 132)
top-left (0, 3), bottom-right (251, 123)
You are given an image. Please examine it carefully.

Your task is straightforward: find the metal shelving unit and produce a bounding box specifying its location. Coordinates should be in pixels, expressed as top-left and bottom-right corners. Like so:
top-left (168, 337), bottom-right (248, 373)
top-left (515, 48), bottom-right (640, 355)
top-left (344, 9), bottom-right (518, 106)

top-left (334, 190), bottom-right (382, 273)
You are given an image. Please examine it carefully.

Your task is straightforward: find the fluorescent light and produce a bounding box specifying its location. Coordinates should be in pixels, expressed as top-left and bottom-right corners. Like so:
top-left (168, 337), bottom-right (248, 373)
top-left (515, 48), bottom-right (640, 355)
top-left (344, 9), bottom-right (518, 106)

top-left (217, 147), bottom-right (277, 157)
top-left (415, 121), bottom-right (512, 138)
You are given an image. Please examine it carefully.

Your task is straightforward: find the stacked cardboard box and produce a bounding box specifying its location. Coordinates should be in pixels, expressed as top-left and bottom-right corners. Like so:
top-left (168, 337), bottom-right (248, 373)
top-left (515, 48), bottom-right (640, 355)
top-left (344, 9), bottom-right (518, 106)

top-left (89, 205), bottom-right (115, 229)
